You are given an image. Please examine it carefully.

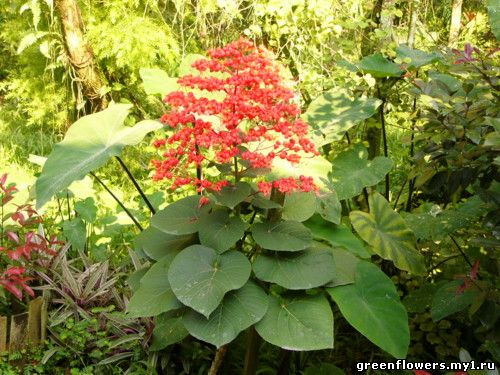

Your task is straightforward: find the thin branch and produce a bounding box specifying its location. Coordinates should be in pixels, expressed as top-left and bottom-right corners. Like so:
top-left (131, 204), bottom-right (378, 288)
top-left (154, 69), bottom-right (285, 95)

top-left (90, 172), bottom-right (143, 231)
top-left (115, 156), bottom-right (156, 215)
top-left (450, 235), bottom-right (473, 268)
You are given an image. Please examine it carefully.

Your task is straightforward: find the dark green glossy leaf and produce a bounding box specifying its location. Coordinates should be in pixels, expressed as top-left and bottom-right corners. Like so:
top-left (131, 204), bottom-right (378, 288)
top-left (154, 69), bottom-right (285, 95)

top-left (134, 226), bottom-right (195, 260)
top-left (282, 192), bottom-right (317, 222)
top-left (168, 245), bottom-right (251, 317)
top-left (252, 221), bottom-right (312, 252)
top-left (151, 195), bottom-right (206, 235)
top-left (328, 261), bottom-right (409, 358)
top-left (128, 254), bottom-right (182, 317)
top-left (182, 281), bottom-right (268, 348)
top-left (253, 246), bottom-right (335, 289)
top-left (213, 182), bottom-right (252, 209)
top-left (255, 293), bottom-right (334, 351)
top-left (198, 210), bottom-right (248, 253)
top-left (150, 310), bottom-right (189, 350)
top-left (304, 215), bottom-right (371, 258)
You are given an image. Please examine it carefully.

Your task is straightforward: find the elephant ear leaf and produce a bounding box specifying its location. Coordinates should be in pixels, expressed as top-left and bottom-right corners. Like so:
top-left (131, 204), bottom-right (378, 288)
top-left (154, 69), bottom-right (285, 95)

top-left (35, 104), bottom-right (162, 209)
top-left (350, 192), bottom-right (425, 274)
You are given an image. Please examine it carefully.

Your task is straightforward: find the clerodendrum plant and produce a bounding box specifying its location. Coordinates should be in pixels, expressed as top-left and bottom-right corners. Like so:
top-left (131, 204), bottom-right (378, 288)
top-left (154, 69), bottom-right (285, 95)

top-left (129, 38), bottom-right (412, 370)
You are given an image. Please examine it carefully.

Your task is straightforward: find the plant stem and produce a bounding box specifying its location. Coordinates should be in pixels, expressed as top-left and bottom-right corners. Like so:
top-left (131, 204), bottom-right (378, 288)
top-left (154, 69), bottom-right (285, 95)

top-left (406, 73), bottom-right (418, 212)
top-left (243, 327), bottom-right (261, 375)
top-left (115, 156), bottom-right (156, 215)
top-left (208, 345), bottom-right (228, 375)
top-left (378, 96), bottom-right (390, 200)
top-left (393, 178), bottom-right (408, 210)
top-left (90, 172), bottom-right (143, 231)
top-left (450, 235), bottom-right (473, 268)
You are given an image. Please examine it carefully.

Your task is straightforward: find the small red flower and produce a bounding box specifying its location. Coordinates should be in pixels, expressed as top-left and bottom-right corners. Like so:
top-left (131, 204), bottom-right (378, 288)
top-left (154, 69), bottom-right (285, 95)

top-left (152, 38), bottom-right (319, 195)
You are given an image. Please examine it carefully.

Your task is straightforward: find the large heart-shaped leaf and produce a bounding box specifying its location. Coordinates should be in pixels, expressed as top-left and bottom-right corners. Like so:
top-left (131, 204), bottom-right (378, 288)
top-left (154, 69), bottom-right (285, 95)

top-left (128, 254), bottom-right (182, 317)
top-left (36, 104), bottom-right (161, 209)
top-left (151, 195), bottom-right (206, 235)
top-left (150, 310), bottom-right (189, 350)
top-left (182, 281), bottom-right (268, 348)
top-left (255, 293), bottom-right (333, 351)
top-left (329, 144), bottom-right (393, 200)
top-left (358, 54), bottom-right (404, 78)
top-left (303, 91), bottom-right (382, 146)
top-left (213, 182), bottom-right (252, 209)
top-left (316, 191), bottom-right (341, 224)
top-left (198, 210), bottom-right (248, 253)
top-left (252, 221), bottom-right (312, 252)
top-left (282, 192), bottom-right (317, 222)
top-left (304, 215), bottom-right (371, 258)
top-left (139, 68), bottom-right (180, 97)
top-left (134, 226), bottom-right (195, 260)
top-left (327, 247), bottom-right (360, 287)
top-left (253, 246), bottom-right (335, 289)
top-left (327, 261), bottom-right (409, 358)
top-left (168, 245), bottom-right (251, 317)
top-left (350, 193), bottom-right (425, 274)
top-left (395, 45), bottom-right (440, 70)
top-left (431, 280), bottom-right (479, 321)
top-left (487, 0), bottom-right (500, 41)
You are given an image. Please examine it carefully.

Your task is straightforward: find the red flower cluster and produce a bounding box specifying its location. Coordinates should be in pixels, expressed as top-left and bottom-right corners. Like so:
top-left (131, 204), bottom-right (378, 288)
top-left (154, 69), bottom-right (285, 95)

top-left (1, 173), bottom-right (60, 300)
top-left (151, 38), bottom-right (319, 195)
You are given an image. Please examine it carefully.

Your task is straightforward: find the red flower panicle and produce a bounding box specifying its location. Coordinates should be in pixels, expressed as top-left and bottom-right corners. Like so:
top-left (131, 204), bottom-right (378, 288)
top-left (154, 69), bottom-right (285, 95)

top-left (151, 38), bottom-right (319, 195)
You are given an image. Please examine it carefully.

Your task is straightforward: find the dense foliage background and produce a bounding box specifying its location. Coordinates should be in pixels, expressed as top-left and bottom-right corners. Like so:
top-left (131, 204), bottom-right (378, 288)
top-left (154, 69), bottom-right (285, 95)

top-left (0, 0), bottom-right (498, 374)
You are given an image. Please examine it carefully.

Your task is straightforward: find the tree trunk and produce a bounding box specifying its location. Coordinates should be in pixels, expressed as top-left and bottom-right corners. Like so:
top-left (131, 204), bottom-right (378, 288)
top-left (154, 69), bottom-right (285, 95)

top-left (55, 0), bottom-right (107, 111)
top-left (448, 0), bottom-right (463, 48)
top-left (407, 0), bottom-right (419, 48)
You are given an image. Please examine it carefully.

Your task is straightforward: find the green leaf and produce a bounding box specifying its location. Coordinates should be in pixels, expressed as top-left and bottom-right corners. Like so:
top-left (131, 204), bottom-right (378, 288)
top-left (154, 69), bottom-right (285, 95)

top-left (198, 210), bottom-right (248, 253)
top-left (316, 191), bottom-right (341, 224)
top-left (304, 215), bottom-right (371, 258)
top-left (404, 196), bottom-right (488, 240)
top-left (151, 195), bottom-right (206, 235)
top-left (253, 246), bottom-right (335, 289)
top-left (62, 218), bottom-right (86, 250)
top-left (303, 91), bottom-right (382, 146)
top-left (487, 0), bottom-right (500, 40)
top-left (282, 192), bottom-right (316, 222)
top-left (74, 197), bottom-right (97, 223)
top-left (327, 261), bottom-right (409, 358)
top-left (255, 293), bottom-right (334, 351)
top-left (139, 68), bottom-right (180, 97)
top-left (213, 182), bottom-right (252, 209)
top-left (327, 247), bottom-right (359, 287)
top-left (128, 254), bottom-right (182, 317)
top-left (127, 268), bottom-right (149, 293)
top-left (395, 45), bottom-right (440, 69)
top-left (150, 310), bottom-right (189, 350)
top-left (168, 245), bottom-right (251, 317)
top-left (252, 221), bottom-right (312, 252)
top-left (182, 281), bottom-right (268, 348)
top-left (251, 194), bottom-right (282, 209)
top-left (403, 282), bottom-right (446, 314)
top-left (431, 280), bottom-right (479, 321)
top-left (329, 144), bottom-right (393, 200)
top-left (358, 53), bottom-right (404, 78)
top-left (35, 104), bottom-right (161, 209)
top-left (350, 193), bottom-right (425, 274)
top-left (134, 226), bottom-right (195, 261)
